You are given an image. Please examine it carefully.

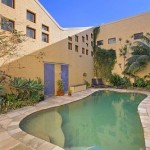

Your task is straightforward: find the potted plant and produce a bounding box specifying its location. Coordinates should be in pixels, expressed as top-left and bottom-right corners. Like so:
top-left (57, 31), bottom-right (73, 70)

top-left (57, 79), bottom-right (64, 96)
top-left (68, 89), bottom-right (72, 96)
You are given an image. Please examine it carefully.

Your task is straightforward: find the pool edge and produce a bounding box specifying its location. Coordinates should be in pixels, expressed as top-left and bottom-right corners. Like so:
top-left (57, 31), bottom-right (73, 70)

top-left (0, 88), bottom-right (150, 150)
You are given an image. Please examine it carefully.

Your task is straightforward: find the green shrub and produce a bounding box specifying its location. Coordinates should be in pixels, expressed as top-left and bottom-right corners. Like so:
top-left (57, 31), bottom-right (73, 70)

top-left (10, 77), bottom-right (44, 101)
top-left (134, 78), bottom-right (147, 88)
top-left (121, 77), bottom-right (132, 88)
top-left (109, 74), bottom-right (122, 87)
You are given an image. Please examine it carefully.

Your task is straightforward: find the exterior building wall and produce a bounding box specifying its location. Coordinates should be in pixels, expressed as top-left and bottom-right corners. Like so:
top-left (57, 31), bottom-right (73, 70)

top-left (96, 12), bottom-right (150, 77)
top-left (0, 0), bottom-right (91, 65)
top-left (1, 28), bottom-right (94, 95)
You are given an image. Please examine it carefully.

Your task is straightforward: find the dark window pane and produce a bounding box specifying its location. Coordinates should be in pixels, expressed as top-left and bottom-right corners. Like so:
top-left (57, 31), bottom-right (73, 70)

top-left (68, 43), bottom-right (72, 50)
top-left (26, 27), bottom-right (35, 39)
top-left (108, 38), bottom-right (116, 44)
top-left (134, 33), bottom-right (143, 40)
top-left (86, 35), bottom-right (88, 40)
top-left (86, 49), bottom-right (88, 55)
top-left (42, 33), bottom-right (49, 43)
top-left (75, 45), bottom-right (78, 52)
top-left (75, 35), bottom-right (78, 42)
top-left (97, 40), bottom-right (103, 46)
top-left (82, 48), bottom-right (85, 54)
top-left (2, 0), bottom-right (14, 8)
top-left (27, 11), bottom-right (35, 23)
top-left (1, 18), bottom-right (14, 31)
top-left (42, 25), bottom-right (49, 31)
top-left (68, 36), bottom-right (72, 41)
top-left (82, 36), bottom-right (85, 42)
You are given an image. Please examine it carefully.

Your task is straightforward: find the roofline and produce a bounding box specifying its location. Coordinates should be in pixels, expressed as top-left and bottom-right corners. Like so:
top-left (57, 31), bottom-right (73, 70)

top-left (35, 0), bottom-right (92, 31)
top-left (99, 11), bottom-right (150, 27)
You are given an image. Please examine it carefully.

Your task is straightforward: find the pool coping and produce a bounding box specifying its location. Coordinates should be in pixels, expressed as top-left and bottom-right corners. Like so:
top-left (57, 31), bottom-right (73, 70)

top-left (0, 88), bottom-right (150, 150)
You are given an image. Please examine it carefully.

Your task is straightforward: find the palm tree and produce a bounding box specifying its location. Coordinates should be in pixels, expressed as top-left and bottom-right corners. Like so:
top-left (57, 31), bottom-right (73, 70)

top-left (125, 33), bottom-right (150, 75)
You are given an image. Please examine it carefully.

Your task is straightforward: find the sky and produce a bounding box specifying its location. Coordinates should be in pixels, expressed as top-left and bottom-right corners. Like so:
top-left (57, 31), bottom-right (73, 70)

top-left (39, 0), bottom-right (150, 28)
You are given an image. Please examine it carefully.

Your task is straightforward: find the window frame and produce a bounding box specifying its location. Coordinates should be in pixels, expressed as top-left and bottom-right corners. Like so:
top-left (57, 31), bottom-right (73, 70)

top-left (75, 45), bottom-right (78, 52)
top-left (1, 17), bottom-right (15, 32)
top-left (42, 32), bottom-right (49, 43)
top-left (82, 48), bottom-right (85, 54)
top-left (86, 34), bottom-right (88, 40)
top-left (86, 49), bottom-right (88, 55)
top-left (68, 36), bottom-right (72, 41)
top-left (68, 42), bottom-right (72, 50)
top-left (75, 35), bottom-right (78, 42)
top-left (133, 32), bottom-right (143, 40)
top-left (42, 24), bottom-right (49, 32)
top-left (2, 0), bottom-right (15, 8)
top-left (97, 40), bottom-right (103, 46)
top-left (108, 38), bottom-right (116, 44)
top-left (82, 36), bottom-right (85, 42)
top-left (27, 10), bottom-right (36, 23)
top-left (26, 27), bottom-right (36, 39)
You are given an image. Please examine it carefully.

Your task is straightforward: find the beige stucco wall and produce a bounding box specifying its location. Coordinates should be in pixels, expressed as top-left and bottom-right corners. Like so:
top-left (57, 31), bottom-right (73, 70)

top-left (1, 28), bottom-right (94, 94)
top-left (96, 12), bottom-right (150, 77)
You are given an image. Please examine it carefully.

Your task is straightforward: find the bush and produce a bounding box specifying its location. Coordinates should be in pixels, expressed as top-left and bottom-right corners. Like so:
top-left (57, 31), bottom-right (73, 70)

top-left (121, 77), bottom-right (132, 88)
top-left (0, 77), bottom-right (44, 113)
top-left (10, 77), bottom-right (44, 101)
top-left (134, 78), bottom-right (147, 88)
top-left (109, 74), bottom-right (122, 87)
top-left (110, 74), bottom-right (131, 88)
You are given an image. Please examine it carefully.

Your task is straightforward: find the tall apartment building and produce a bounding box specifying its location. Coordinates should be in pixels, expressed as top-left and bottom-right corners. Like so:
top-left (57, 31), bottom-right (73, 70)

top-left (0, 0), bottom-right (150, 95)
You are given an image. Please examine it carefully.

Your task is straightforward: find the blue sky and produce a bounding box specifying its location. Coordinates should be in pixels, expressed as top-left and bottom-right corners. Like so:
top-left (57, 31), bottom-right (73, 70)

top-left (39, 0), bottom-right (150, 28)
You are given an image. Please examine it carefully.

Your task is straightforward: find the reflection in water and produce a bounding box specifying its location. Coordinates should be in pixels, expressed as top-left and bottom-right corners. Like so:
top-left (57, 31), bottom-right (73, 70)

top-left (20, 91), bottom-right (146, 150)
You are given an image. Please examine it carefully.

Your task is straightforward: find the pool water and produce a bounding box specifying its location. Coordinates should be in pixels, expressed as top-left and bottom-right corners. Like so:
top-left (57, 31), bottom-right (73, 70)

top-left (20, 91), bottom-right (146, 150)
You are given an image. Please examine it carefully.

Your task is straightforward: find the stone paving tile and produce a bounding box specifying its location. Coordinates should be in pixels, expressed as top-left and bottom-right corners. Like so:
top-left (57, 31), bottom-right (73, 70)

top-left (10, 143), bottom-right (33, 150)
top-left (0, 131), bottom-right (10, 142)
top-left (0, 137), bottom-right (19, 150)
top-left (36, 142), bottom-right (56, 150)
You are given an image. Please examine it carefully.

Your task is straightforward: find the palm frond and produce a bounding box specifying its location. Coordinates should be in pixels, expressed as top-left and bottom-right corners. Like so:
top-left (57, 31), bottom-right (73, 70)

top-left (137, 55), bottom-right (150, 64)
top-left (126, 55), bottom-right (140, 66)
top-left (128, 62), bottom-right (140, 74)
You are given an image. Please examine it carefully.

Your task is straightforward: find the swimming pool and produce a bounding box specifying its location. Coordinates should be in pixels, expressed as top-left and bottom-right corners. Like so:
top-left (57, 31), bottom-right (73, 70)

top-left (20, 91), bottom-right (146, 150)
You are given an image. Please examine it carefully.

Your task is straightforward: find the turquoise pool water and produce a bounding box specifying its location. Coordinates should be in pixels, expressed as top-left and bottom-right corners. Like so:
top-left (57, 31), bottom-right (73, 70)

top-left (20, 91), bottom-right (146, 150)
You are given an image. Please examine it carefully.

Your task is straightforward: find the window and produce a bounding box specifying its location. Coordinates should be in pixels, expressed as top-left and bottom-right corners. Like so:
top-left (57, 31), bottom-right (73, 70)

top-left (68, 42), bottom-right (72, 50)
top-left (75, 35), bottom-right (78, 42)
top-left (91, 51), bottom-right (94, 57)
top-left (68, 36), bottom-right (72, 41)
top-left (86, 34), bottom-right (88, 40)
top-left (42, 33), bottom-right (49, 43)
top-left (97, 40), bottom-right (103, 46)
top-left (27, 10), bottom-right (36, 23)
top-left (26, 27), bottom-right (36, 39)
top-left (1, 18), bottom-right (14, 31)
top-left (86, 43), bottom-right (88, 47)
top-left (82, 48), bottom-right (85, 54)
top-left (75, 45), bottom-right (78, 52)
top-left (42, 24), bottom-right (49, 31)
top-left (134, 32), bottom-right (143, 40)
top-left (2, 0), bottom-right (14, 8)
top-left (86, 49), bottom-right (88, 55)
top-left (91, 33), bottom-right (93, 39)
top-left (108, 38), bottom-right (116, 44)
top-left (82, 36), bottom-right (85, 42)
top-left (91, 41), bottom-right (93, 47)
